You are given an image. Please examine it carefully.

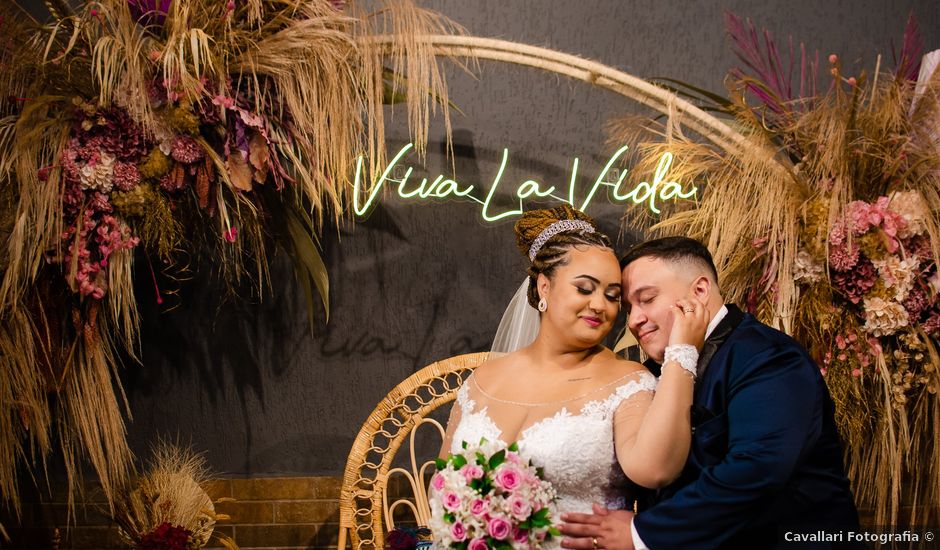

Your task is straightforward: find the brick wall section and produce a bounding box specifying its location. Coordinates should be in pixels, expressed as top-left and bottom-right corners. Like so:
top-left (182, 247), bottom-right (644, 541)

top-left (2, 476), bottom-right (342, 550)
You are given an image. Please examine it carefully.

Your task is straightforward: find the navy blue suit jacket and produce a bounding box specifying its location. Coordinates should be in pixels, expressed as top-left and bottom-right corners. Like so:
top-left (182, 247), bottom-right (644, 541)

top-left (633, 305), bottom-right (859, 549)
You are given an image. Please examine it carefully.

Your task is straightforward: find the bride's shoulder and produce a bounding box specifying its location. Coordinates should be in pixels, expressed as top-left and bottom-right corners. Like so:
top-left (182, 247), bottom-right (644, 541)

top-left (472, 351), bottom-right (526, 384)
top-left (594, 348), bottom-right (652, 379)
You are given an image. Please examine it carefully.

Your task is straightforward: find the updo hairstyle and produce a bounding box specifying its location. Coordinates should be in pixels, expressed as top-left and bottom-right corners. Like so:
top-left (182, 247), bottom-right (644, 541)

top-left (514, 204), bottom-right (613, 309)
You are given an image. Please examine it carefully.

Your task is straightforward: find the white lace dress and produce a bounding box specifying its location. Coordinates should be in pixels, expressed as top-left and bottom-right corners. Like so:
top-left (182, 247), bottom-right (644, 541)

top-left (444, 370), bottom-right (657, 548)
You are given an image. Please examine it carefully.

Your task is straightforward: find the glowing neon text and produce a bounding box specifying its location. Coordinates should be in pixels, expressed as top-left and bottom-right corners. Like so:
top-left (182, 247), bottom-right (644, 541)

top-left (352, 144), bottom-right (697, 221)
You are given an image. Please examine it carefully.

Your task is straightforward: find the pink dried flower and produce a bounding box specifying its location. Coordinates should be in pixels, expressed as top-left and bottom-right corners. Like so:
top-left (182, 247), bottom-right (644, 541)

top-left (828, 243), bottom-right (859, 271)
top-left (170, 135), bottom-right (205, 164)
top-left (845, 200), bottom-right (877, 235)
top-left (61, 146), bottom-right (82, 182)
top-left (212, 94), bottom-right (235, 110)
top-left (112, 161), bottom-right (141, 191)
top-left (903, 234), bottom-right (932, 260)
top-left (923, 308), bottom-right (940, 335)
top-left (903, 285), bottom-right (930, 320)
top-left (62, 182), bottom-right (84, 211)
top-left (88, 191), bottom-right (113, 213)
top-left (72, 107), bottom-right (149, 160)
top-left (828, 222), bottom-right (847, 247)
top-left (832, 257), bottom-right (877, 304)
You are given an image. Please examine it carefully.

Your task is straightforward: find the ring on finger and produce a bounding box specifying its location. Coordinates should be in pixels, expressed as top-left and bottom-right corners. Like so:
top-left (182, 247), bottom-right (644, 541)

top-left (592, 537), bottom-right (599, 550)
top-left (683, 307), bottom-right (695, 313)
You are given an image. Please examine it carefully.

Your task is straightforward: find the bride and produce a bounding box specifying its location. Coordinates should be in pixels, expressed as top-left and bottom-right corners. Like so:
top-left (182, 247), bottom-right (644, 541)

top-left (437, 205), bottom-right (708, 547)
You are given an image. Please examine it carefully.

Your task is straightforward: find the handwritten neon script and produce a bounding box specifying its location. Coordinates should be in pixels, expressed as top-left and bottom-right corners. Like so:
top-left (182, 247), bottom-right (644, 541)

top-left (352, 144), bottom-right (697, 221)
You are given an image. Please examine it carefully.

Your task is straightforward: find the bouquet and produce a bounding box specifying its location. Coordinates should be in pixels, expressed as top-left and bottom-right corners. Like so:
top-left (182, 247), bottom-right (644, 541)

top-left (429, 439), bottom-right (559, 549)
top-left (113, 443), bottom-right (237, 550)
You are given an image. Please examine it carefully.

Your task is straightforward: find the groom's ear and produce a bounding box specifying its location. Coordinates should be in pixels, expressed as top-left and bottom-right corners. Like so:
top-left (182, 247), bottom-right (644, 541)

top-left (690, 275), bottom-right (712, 302)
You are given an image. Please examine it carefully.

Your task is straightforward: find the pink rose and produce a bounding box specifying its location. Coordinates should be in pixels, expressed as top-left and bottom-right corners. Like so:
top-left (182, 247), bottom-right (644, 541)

top-left (509, 497), bottom-right (532, 520)
top-left (505, 451), bottom-right (523, 465)
top-left (470, 498), bottom-right (488, 517)
top-left (451, 521), bottom-right (467, 542)
top-left (461, 464), bottom-right (484, 482)
top-left (442, 491), bottom-right (462, 511)
top-left (487, 517), bottom-right (511, 540)
top-left (494, 467), bottom-right (521, 491)
top-left (431, 473), bottom-right (445, 491)
top-left (512, 527), bottom-right (530, 543)
top-left (468, 537), bottom-right (488, 550)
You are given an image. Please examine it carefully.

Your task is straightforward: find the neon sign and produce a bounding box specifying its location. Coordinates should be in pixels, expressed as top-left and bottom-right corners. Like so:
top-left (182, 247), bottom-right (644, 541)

top-left (352, 144), bottom-right (697, 221)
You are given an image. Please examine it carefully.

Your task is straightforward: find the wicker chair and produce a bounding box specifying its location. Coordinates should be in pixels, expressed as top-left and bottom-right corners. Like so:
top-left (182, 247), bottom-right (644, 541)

top-left (337, 352), bottom-right (489, 550)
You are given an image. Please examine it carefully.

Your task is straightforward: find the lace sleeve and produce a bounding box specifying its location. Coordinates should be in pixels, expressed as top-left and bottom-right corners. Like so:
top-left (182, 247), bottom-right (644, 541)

top-left (439, 382), bottom-right (471, 458)
top-left (613, 367), bottom-right (693, 489)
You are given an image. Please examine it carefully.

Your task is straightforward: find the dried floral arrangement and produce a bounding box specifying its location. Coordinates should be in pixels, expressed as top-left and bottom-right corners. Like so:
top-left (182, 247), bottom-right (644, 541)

top-left (613, 13), bottom-right (940, 525)
top-left (114, 443), bottom-right (236, 550)
top-left (0, 0), bottom-right (460, 514)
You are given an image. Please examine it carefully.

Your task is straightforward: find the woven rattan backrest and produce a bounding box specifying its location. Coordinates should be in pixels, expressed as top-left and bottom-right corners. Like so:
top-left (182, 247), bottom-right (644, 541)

top-left (337, 352), bottom-right (489, 550)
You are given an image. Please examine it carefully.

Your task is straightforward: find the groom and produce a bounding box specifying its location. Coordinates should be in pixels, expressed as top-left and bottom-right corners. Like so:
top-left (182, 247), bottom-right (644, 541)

top-left (561, 237), bottom-right (860, 549)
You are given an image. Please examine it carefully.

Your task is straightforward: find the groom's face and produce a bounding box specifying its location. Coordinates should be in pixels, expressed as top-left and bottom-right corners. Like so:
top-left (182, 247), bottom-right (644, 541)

top-left (622, 256), bottom-right (694, 362)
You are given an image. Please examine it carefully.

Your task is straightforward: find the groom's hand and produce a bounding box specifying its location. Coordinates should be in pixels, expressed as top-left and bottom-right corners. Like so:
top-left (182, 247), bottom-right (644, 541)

top-left (560, 504), bottom-right (636, 550)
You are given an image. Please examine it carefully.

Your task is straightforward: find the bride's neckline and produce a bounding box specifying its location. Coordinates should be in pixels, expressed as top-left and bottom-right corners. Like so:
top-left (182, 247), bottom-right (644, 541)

top-left (469, 370), bottom-right (647, 407)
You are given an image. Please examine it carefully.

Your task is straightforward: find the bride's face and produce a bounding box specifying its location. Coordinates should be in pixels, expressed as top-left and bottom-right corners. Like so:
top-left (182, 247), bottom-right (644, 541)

top-left (537, 245), bottom-right (621, 347)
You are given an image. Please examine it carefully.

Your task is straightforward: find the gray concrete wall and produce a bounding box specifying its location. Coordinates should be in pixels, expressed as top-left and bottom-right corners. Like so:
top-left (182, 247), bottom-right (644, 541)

top-left (119, 1), bottom-right (940, 476)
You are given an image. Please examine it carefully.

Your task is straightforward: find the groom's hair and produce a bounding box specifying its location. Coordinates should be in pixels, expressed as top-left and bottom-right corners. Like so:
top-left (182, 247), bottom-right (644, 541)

top-left (619, 236), bottom-right (719, 285)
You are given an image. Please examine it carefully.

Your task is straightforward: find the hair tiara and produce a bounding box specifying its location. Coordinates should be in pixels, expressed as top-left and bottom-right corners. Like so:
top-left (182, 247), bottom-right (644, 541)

top-left (527, 219), bottom-right (595, 260)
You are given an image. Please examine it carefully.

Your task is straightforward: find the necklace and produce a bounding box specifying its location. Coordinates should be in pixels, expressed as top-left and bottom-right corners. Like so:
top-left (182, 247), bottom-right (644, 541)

top-left (470, 371), bottom-right (641, 406)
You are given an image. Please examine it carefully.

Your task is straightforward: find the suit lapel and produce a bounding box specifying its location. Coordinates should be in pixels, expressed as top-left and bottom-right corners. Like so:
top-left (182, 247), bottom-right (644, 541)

top-left (696, 304), bottom-right (745, 375)
top-left (643, 357), bottom-right (661, 378)
top-left (691, 304), bottom-right (745, 426)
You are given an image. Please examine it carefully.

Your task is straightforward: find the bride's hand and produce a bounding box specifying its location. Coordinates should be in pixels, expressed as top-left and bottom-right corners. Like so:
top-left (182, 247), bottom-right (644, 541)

top-left (668, 298), bottom-right (709, 351)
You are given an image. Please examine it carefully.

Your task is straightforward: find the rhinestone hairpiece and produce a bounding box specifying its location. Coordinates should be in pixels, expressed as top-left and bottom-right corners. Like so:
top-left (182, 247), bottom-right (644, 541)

top-left (527, 219), bottom-right (595, 260)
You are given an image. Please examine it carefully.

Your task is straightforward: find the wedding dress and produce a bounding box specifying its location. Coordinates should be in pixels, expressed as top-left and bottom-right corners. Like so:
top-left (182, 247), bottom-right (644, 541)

top-left (442, 369), bottom-right (657, 548)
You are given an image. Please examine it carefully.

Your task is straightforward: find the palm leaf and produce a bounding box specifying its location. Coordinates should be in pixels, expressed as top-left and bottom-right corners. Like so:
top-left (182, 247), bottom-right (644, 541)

top-left (650, 77), bottom-right (734, 110)
top-left (261, 188), bottom-right (329, 326)
top-left (283, 201), bottom-right (329, 324)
